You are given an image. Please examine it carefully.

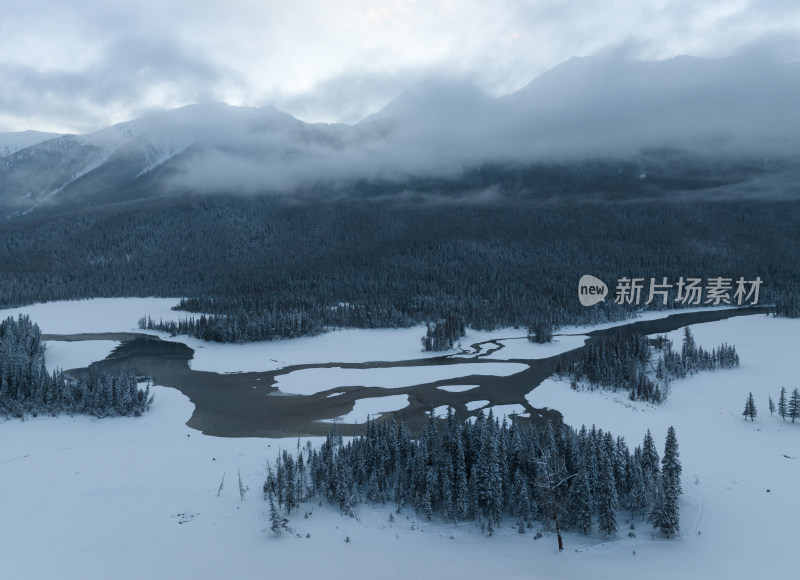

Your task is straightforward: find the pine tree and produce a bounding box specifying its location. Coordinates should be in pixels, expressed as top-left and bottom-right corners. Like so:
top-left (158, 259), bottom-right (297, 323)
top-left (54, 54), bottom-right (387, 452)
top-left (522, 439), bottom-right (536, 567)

top-left (475, 423), bottom-right (503, 531)
top-left (510, 469), bottom-right (532, 532)
top-left (627, 459), bottom-right (648, 520)
top-left (596, 446), bottom-right (618, 537)
top-left (778, 387), bottom-right (788, 421)
top-left (268, 491), bottom-right (282, 536)
top-left (568, 467), bottom-right (593, 535)
top-left (653, 427), bottom-right (681, 538)
top-left (641, 429), bottom-right (660, 506)
top-left (768, 395), bottom-right (775, 416)
top-left (454, 436), bottom-right (470, 521)
top-left (681, 326), bottom-right (697, 374)
top-left (742, 392), bottom-right (757, 421)
top-left (789, 388), bottom-right (800, 423)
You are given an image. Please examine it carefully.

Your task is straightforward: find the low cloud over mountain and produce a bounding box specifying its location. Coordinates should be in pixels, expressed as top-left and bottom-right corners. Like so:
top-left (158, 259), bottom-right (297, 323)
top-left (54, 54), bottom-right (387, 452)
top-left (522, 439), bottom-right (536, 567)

top-left (2, 55), bottom-right (799, 217)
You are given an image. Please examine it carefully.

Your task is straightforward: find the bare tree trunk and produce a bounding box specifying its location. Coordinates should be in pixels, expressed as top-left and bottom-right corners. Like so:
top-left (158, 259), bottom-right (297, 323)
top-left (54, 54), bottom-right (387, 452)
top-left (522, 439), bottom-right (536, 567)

top-left (556, 517), bottom-right (564, 552)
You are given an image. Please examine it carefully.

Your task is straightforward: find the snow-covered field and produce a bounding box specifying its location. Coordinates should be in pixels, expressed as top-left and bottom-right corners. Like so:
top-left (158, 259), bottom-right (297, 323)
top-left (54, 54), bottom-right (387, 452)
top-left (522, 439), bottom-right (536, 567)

top-left (44, 339), bottom-right (120, 371)
top-left (1, 298), bottom-right (566, 372)
top-left (1, 298), bottom-right (722, 376)
top-left (488, 403), bottom-right (528, 418)
top-left (437, 384), bottom-right (480, 393)
top-left (318, 394), bottom-right (411, 423)
top-left (1, 299), bottom-right (797, 579)
top-left (465, 399), bottom-right (490, 411)
top-left (275, 362), bottom-right (528, 396)
top-left (527, 314), bottom-right (800, 578)
top-left (0, 297), bottom-right (184, 334)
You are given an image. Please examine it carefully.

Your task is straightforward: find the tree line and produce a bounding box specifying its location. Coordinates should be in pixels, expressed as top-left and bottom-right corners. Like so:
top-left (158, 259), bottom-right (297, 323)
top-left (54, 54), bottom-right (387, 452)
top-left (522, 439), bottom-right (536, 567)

top-left (263, 412), bottom-right (682, 546)
top-left (0, 196), bottom-right (797, 344)
top-left (138, 308), bottom-right (322, 343)
top-left (558, 327), bottom-right (739, 404)
top-left (0, 314), bottom-right (153, 418)
top-left (748, 387), bottom-right (800, 422)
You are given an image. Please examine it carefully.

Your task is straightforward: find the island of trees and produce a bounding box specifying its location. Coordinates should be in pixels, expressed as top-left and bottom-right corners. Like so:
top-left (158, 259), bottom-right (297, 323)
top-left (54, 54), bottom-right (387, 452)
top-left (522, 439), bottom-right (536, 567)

top-left (558, 327), bottom-right (739, 403)
top-left (0, 315), bottom-right (153, 418)
top-left (264, 413), bottom-right (682, 546)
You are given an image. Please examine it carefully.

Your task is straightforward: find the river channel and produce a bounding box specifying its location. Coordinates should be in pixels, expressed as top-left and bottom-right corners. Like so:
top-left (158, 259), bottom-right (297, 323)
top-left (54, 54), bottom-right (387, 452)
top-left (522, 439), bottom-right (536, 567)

top-left (44, 306), bottom-right (769, 437)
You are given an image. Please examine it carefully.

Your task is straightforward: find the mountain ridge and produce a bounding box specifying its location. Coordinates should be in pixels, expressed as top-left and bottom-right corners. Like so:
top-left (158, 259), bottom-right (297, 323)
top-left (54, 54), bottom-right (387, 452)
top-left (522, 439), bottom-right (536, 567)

top-left (2, 55), bottom-right (800, 218)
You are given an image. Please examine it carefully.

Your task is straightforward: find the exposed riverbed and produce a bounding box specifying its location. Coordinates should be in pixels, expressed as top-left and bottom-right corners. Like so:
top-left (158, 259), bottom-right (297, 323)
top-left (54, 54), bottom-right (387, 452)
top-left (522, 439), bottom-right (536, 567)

top-left (46, 306), bottom-right (769, 437)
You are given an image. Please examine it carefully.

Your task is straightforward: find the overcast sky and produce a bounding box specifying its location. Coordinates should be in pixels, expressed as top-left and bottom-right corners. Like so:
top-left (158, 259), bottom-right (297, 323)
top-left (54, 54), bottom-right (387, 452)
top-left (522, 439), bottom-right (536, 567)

top-left (2, 0), bottom-right (800, 134)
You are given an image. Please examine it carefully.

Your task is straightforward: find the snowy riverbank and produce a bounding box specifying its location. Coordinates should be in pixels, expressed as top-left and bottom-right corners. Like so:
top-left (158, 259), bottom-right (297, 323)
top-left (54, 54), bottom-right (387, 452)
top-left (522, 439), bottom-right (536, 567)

top-left (0, 300), bottom-right (797, 578)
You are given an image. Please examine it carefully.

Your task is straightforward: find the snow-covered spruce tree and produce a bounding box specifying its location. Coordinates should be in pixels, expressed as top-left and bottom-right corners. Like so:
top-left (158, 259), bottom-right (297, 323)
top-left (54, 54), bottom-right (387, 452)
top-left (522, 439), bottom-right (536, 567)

top-left (742, 392), bottom-right (757, 421)
top-left (768, 395), bottom-right (775, 416)
top-left (527, 319), bottom-right (553, 344)
top-left (439, 449), bottom-right (454, 522)
top-left (268, 490), bottom-right (282, 536)
top-left (778, 387), bottom-right (788, 421)
top-left (596, 442), bottom-right (619, 537)
top-left (568, 462), bottom-right (593, 535)
top-left (510, 469), bottom-right (532, 532)
top-left (421, 311), bottom-right (466, 352)
top-left (681, 327), bottom-right (697, 374)
top-left (789, 388), bottom-right (800, 423)
top-left (474, 414), bottom-right (503, 532)
top-left (453, 434), bottom-right (470, 522)
top-left (652, 427), bottom-right (682, 538)
top-left (627, 456), bottom-right (649, 520)
top-left (640, 429), bottom-right (661, 507)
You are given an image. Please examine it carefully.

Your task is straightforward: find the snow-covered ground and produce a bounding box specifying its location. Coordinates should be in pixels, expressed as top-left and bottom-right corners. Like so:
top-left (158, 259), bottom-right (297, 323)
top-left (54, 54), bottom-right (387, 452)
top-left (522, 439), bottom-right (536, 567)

top-left (1, 298), bottom-right (565, 372)
top-left (437, 384), bottom-right (480, 393)
top-left (0, 297), bottom-right (184, 334)
top-left (275, 363), bottom-right (528, 396)
top-left (428, 404), bottom-right (454, 418)
top-left (527, 313), bottom-right (800, 578)
top-left (1, 299), bottom-right (796, 578)
top-left (187, 325), bottom-right (447, 371)
top-left (487, 403), bottom-right (528, 418)
top-left (44, 339), bottom-right (120, 371)
top-left (0, 298), bottom-right (734, 375)
top-left (318, 394), bottom-right (411, 423)
top-left (465, 399), bottom-right (490, 411)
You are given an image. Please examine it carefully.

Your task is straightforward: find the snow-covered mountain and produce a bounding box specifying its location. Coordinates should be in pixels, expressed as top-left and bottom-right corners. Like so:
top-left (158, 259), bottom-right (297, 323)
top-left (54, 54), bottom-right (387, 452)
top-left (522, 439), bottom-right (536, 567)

top-left (363, 55), bottom-right (800, 162)
top-left (502, 55), bottom-right (800, 157)
top-left (0, 103), bottom-right (364, 216)
top-left (2, 55), bottom-right (800, 217)
top-left (0, 131), bottom-right (62, 158)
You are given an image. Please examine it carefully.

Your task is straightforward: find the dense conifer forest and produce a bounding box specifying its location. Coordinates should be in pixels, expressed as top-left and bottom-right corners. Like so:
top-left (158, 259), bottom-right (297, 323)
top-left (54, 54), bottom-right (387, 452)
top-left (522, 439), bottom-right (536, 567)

top-left (0, 315), bottom-right (152, 418)
top-left (0, 196), bottom-right (797, 344)
top-left (264, 413), bottom-right (682, 543)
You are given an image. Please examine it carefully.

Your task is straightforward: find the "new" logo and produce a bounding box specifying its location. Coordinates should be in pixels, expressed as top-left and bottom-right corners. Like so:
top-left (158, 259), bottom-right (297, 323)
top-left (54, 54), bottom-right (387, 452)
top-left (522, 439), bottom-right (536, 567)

top-left (578, 275), bottom-right (608, 306)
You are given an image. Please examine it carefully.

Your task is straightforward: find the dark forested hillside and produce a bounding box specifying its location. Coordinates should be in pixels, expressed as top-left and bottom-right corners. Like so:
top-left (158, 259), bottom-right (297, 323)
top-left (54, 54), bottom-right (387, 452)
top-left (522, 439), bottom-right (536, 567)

top-left (0, 196), bottom-right (798, 341)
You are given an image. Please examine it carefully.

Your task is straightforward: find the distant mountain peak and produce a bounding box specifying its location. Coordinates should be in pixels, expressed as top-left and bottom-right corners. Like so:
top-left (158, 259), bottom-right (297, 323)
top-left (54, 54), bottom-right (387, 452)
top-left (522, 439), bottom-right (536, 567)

top-left (3, 55), bottom-right (800, 218)
top-left (0, 130), bottom-right (63, 158)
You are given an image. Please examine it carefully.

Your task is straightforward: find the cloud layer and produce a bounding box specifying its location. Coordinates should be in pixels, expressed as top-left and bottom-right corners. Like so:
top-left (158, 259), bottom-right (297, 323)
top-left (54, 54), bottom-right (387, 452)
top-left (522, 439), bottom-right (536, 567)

top-left (3, 1), bottom-right (800, 133)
